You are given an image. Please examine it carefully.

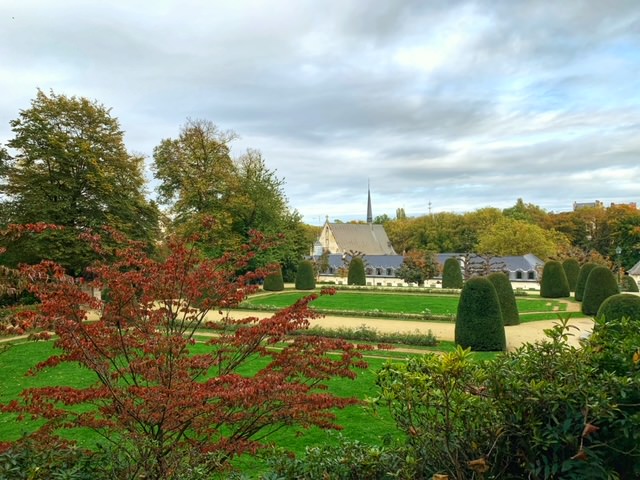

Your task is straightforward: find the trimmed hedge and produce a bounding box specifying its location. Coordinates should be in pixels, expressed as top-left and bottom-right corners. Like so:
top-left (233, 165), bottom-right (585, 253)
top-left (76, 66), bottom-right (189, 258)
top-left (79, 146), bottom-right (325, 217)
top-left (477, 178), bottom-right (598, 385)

top-left (295, 260), bottom-right (316, 290)
top-left (582, 266), bottom-right (619, 316)
top-left (442, 257), bottom-right (463, 289)
top-left (455, 277), bottom-right (506, 351)
top-left (597, 293), bottom-right (640, 322)
top-left (347, 257), bottom-right (366, 286)
top-left (562, 258), bottom-right (580, 292)
top-left (575, 262), bottom-right (598, 301)
top-left (488, 272), bottom-right (520, 326)
top-left (263, 267), bottom-right (284, 291)
top-left (540, 261), bottom-right (570, 298)
top-left (621, 275), bottom-right (639, 293)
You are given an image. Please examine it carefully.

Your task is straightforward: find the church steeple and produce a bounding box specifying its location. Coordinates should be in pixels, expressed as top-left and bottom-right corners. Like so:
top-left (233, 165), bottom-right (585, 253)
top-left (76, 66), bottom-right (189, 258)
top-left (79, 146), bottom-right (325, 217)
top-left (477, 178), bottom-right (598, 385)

top-left (366, 180), bottom-right (373, 224)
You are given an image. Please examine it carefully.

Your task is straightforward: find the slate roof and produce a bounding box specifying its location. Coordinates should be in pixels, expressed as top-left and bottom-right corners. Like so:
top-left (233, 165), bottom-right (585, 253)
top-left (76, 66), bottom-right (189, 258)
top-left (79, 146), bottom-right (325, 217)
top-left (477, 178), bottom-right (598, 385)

top-left (435, 253), bottom-right (543, 272)
top-left (323, 254), bottom-right (404, 270)
top-left (328, 223), bottom-right (397, 255)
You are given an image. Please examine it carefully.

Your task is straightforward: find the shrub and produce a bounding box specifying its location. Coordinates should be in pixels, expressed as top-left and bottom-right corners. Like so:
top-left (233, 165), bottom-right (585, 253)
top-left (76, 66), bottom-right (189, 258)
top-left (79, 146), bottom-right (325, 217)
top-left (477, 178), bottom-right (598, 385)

top-left (294, 260), bottom-right (316, 290)
top-left (597, 293), bottom-right (640, 322)
top-left (455, 277), bottom-right (506, 351)
top-left (487, 272), bottom-right (520, 326)
top-left (347, 257), bottom-right (366, 286)
top-left (575, 262), bottom-right (598, 301)
top-left (540, 260), bottom-right (570, 298)
top-left (441, 257), bottom-right (463, 289)
top-left (562, 258), bottom-right (580, 291)
top-left (621, 275), bottom-right (639, 292)
top-left (582, 266), bottom-right (619, 316)
top-left (263, 266), bottom-right (284, 291)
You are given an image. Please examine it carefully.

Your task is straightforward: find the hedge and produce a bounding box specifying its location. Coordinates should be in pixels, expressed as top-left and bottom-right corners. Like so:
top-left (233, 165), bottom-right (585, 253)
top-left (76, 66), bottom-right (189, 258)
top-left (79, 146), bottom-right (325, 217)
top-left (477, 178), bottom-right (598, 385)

top-left (574, 262), bottom-right (598, 302)
top-left (442, 257), bottom-right (463, 289)
top-left (540, 261), bottom-right (570, 298)
top-left (295, 260), bottom-right (316, 290)
top-left (582, 266), bottom-right (619, 316)
top-left (562, 258), bottom-right (580, 292)
top-left (487, 272), bottom-right (520, 326)
top-left (455, 277), bottom-right (506, 351)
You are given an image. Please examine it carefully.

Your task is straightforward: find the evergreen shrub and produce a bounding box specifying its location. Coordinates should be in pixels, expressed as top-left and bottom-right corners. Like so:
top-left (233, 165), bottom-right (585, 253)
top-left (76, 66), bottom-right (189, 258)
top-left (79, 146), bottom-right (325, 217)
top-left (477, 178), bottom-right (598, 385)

top-left (263, 266), bottom-right (284, 291)
top-left (487, 272), bottom-right (520, 326)
top-left (575, 262), bottom-right (598, 301)
top-left (562, 258), bottom-right (580, 291)
top-left (295, 260), bottom-right (316, 290)
top-left (455, 277), bottom-right (506, 351)
top-left (597, 293), bottom-right (640, 322)
top-left (621, 275), bottom-right (639, 292)
top-left (540, 261), bottom-right (570, 298)
top-left (582, 266), bottom-right (619, 316)
top-left (347, 257), bottom-right (366, 286)
top-left (442, 257), bottom-right (463, 289)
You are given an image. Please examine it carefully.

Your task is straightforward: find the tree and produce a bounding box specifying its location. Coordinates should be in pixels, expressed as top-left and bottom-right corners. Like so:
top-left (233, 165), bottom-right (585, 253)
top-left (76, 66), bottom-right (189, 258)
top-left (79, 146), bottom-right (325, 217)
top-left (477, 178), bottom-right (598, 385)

top-left (487, 272), bottom-right (520, 326)
top-left (582, 266), bottom-right (619, 316)
top-left (597, 293), bottom-right (640, 322)
top-left (295, 260), bottom-right (316, 290)
top-left (502, 198), bottom-right (548, 225)
top-left (562, 258), bottom-right (581, 291)
top-left (395, 250), bottom-right (438, 286)
top-left (0, 90), bottom-right (159, 275)
top-left (442, 257), bottom-right (463, 289)
top-left (540, 261), bottom-right (570, 298)
top-left (347, 257), bottom-right (366, 286)
top-left (575, 262), bottom-right (598, 301)
top-left (455, 277), bottom-right (506, 351)
top-left (3, 226), bottom-right (366, 479)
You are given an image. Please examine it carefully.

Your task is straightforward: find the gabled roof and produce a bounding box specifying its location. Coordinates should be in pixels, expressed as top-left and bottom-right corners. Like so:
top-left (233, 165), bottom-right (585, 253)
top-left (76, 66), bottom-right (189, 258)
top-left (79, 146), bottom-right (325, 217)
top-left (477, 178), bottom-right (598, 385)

top-left (629, 260), bottom-right (640, 275)
top-left (328, 223), bottom-right (397, 255)
top-left (436, 253), bottom-right (543, 272)
top-left (322, 254), bottom-right (404, 269)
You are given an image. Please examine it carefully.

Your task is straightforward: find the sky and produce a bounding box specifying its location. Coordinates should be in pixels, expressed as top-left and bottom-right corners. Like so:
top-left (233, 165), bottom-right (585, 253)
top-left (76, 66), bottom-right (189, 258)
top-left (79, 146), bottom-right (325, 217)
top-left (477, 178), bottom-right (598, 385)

top-left (1, 0), bottom-right (639, 225)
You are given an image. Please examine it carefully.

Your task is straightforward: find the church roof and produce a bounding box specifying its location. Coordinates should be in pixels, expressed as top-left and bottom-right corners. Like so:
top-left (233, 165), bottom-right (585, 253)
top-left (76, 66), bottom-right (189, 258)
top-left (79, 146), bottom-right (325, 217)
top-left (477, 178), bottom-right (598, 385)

top-left (328, 223), bottom-right (397, 255)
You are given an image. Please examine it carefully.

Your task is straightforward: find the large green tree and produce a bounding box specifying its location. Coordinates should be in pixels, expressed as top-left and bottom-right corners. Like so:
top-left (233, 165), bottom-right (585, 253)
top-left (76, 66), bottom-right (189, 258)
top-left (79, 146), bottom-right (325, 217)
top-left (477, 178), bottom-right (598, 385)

top-left (0, 90), bottom-right (158, 275)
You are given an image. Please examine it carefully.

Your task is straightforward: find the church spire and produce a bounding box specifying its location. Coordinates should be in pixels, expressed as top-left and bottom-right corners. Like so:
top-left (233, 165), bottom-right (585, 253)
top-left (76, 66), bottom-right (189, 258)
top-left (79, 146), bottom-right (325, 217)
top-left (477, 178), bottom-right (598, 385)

top-left (367, 180), bottom-right (373, 224)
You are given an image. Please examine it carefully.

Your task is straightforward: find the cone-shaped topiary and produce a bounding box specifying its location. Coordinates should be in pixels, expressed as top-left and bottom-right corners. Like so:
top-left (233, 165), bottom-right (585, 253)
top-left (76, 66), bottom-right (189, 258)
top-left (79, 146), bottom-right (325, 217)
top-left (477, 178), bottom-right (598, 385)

top-left (540, 261), bottom-right (570, 298)
top-left (442, 257), bottom-right (463, 289)
top-left (575, 262), bottom-right (598, 301)
top-left (295, 260), bottom-right (316, 290)
top-left (621, 275), bottom-right (639, 293)
top-left (347, 257), bottom-right (366, 286)
top-left (597, 293), bottom-right (640, 322)
top-left (487, 272), bottom-right (520, 326)
top-left (455, 277), bottom-right (506, 351)
top-left (582, 266), bottom-right (619, 316)
top-left (562, 258), bottom-right (580, 292)
top-left (263, 266), bottom-right (284, 291)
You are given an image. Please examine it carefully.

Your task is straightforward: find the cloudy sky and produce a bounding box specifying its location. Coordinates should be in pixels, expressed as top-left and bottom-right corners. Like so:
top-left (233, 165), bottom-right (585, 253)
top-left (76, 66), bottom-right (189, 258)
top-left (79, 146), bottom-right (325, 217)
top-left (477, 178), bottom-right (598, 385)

top-left (1, 1), bottom-right (639, 225)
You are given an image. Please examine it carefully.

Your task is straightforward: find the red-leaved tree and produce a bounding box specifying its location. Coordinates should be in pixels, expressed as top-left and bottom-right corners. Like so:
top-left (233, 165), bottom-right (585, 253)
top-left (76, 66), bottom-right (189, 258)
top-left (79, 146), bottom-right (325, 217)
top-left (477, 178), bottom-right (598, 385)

top-left (2, 225), bottom-right (367, 478)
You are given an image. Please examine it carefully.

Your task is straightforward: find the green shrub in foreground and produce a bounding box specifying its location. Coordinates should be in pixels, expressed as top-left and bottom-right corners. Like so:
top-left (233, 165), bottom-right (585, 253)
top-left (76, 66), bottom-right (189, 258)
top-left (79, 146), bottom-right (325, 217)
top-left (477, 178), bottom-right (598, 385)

top-left (455, 277), bottom-right (506, 351)
top-left (582, 266), bottom-right (619, 316)
top-left (441, 257), bottom-right (463, 289)
top-left (540, 260), bottom-right (570, 298)
top-left (487, 271), bottom-right (520, 326)
top-left (263, 267), bottom-right (284, 291)
top-left (562, 258), bottom-right (581, 291)
top-left (347, 257), bottom-right (366, 286)
top-left (575, 262), bottom-right (598, 301)
top-left (597, 293), bottom-right (640, 322)
top-left (294, 260), bottom-right (316, 290)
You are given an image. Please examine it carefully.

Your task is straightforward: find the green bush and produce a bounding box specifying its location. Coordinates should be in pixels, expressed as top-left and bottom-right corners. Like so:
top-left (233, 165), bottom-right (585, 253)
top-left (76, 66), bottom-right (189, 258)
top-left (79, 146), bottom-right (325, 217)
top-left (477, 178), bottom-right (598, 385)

top-left (487, 272), bottom-right (520, 326)
top-left (575, 262), bottom-right (598, 301)
top-left (622, 275), bottom-right (639, 292)
top-left (441, 257), bottom-right (463, 289)
top-left (540, 260), bottom-right (570, 298)
top-left (263, 266), bottom-right (284, 291)
top-left (455, 277), bottom-right (506, 351)
top-left (597, 293), bottom-right (640, 322)
top-left (562, 258), bottom-right (580, 291)
top-left (294, 260), bottom-right (316, 290)
top-left (582, 266), bottom-right (619, 316)
top-left (347, 257), bottom-right (366, 286)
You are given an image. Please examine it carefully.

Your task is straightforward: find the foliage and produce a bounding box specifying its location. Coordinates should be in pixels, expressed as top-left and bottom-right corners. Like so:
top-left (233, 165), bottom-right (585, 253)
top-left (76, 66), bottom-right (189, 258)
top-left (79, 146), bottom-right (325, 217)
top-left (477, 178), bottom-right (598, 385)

top-left (1, 227), bottom-right (367, 479)
top-left (621, 275), bottom-right (639, 292)
top-left (297, 324), bottom-right (438, 347)
top-left (455, 277), bottom-right (506, 351)
top-left (487, 272), bottom-right (520, 326)
top-left (294, 260), bottom-right (315, 290)
top-left (347, 257), bottom-right (366, 286)
top-left (540, 260), bottom-right (570, 298)
top-left (395, 250), bottom-right (438, 286)
top-left (375, 348), bottom-right (502, 479)
top-left (574, 262), bottom-right (598, 301)
top-left (562, 258), bottom-right (581, 291)
top-left (441, 257), bottom-right (463, 289)
top-left (263, 266), bottom-right (284, 291)
top-left (596, 293), bottom-right (640, 322)
top-left (581, 266), bottom-right (619, 316)
top-left (0, 90), bottom-right (159, 275)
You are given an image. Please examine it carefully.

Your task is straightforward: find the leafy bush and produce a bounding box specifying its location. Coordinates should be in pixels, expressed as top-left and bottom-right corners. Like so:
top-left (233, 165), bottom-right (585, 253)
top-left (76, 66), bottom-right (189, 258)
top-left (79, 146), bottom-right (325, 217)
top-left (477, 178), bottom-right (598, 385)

top-left (582, 266), bottom-right (619, 316)
top-left (347, 257), bottom-right (366, 286)
top-left (597, 293), bottom-right (640, 322)
top-left (263, 266), bottom-right (284, 291)
top-left (294, 260), bottom-right (316, 290)
top-left (562, 258), bottom-right (581, 291)
top-left (298, 324), bottom-right (438, 347)
top-left (441, 257), bottom-right (463, 289)
top-left (575, 262), bottom-right (598, 301)
top-left (455, 277), bottom-right (506, 351)
top-left (621, 275), bottom-right (639, 292)
top-left (487, 272), bottom-right (520, 326)
top-left (540, 260), bottom-right (570, 298)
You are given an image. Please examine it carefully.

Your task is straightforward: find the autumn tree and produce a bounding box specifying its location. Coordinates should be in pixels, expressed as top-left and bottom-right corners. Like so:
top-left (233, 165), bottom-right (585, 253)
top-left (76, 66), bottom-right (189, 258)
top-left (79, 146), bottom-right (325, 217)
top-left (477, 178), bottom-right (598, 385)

top-left (3, 226), bottom-right (366, 479)
top-left (0, 90), bottom-right (159, 275)
top-left (396, 250), bottom-right (438, 286)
